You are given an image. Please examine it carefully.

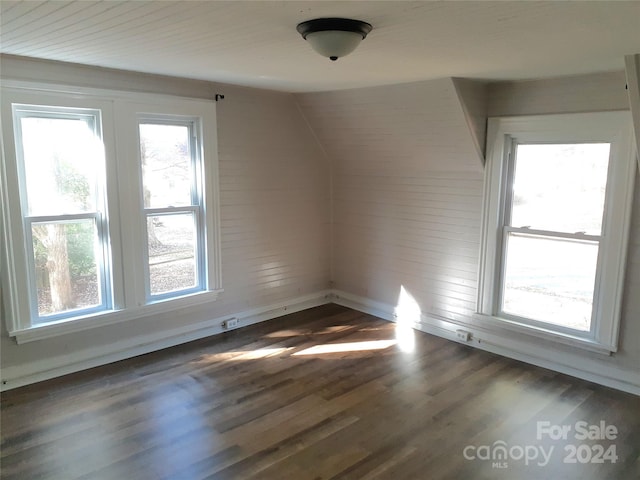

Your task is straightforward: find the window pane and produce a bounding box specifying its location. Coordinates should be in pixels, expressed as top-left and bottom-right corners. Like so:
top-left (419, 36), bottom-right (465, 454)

top-left (501, 233), bottom-right (598, 331)
top-left (31, 220), bottom-right (101, 319)
top-left (511, 144), bottom-right (610, 235)
top-left (20, 116), bottom-right (99, 215)
top-left (139, 123), bottom-right (192, 208)
top-left (147, 213), bottom-right (197, 296)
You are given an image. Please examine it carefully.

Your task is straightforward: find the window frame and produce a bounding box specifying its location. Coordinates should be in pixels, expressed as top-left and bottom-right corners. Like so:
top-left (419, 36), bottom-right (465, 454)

top-left (137, 116), bottom-right (206, 302)
top-left (476, 112), bottom-right (636, 353)
top-left (1, 82), bottom-right (222, 344)
top-left (11, 105), bottom-right (113, 324)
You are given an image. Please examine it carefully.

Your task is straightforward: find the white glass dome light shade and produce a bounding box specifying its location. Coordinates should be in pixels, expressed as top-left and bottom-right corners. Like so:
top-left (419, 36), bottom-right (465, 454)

top-left (305, 30), bottom-right (364, 61)
top-left (296, 18), bottom-right (372, 61)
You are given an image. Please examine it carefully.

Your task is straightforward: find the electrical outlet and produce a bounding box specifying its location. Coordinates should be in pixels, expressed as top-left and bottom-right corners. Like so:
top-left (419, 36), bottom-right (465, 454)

top-left (456, 329), bottom-right (471, 342)
top-left (223, 318), bottom-right (239, 329)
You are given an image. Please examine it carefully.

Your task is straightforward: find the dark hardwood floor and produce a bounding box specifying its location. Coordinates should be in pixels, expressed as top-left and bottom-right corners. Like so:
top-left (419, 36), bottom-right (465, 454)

top-left (1, 304), bottom-right (639, 480)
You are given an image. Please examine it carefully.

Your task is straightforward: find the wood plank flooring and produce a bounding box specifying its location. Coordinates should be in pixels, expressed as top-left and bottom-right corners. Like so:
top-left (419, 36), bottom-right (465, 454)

top-left (1, 304), bottom-right (639, 479)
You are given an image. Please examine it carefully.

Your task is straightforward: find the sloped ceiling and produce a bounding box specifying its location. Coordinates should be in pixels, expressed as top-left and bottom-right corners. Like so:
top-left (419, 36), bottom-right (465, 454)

top-left (297, 78), bottom-right (484, 172)
top-left (1, 1), bottom-right (639, 92)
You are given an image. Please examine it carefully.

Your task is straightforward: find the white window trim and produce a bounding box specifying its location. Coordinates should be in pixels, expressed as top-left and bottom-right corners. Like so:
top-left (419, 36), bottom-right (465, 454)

top-left (476, 112), bottom-right (636, 354)
top-left (7, 290), bottom-right (223, 344)
top-left (1, 81), bottom-right (223, 344)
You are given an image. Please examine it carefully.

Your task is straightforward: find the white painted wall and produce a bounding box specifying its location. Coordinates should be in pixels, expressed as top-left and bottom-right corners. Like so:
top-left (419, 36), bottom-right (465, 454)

top-left (487, 71), bottom-right (629, 116)
top-left (0, 56), bottom-right (331, 387)
top-left (297, 78), bottom-right (485, 324)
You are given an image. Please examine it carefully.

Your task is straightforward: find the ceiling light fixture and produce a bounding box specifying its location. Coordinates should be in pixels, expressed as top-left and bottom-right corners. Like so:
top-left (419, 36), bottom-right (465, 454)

top-left (296, 18), bottom-right (372, 61)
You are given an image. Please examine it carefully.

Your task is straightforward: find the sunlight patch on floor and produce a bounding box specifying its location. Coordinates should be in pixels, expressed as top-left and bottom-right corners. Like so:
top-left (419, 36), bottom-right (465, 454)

top-left (191, 347), bottom-right (293, 363)
top-left (265, 325), bottom-right (353, 338)
top-left (292, 340), bottom-right (397, 356)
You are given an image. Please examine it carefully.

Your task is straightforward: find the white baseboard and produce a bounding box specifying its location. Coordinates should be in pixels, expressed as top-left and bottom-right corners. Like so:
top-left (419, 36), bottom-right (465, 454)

top-left (1, 290), bottom-right (332, 391)
top-left (332, 290), bottom-right (640, 396)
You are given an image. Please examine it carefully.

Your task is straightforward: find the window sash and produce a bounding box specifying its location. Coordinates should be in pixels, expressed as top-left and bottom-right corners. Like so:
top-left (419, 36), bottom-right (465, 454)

top-left (13, 106), bottom-right (104, 219)
top-left (503, 140), bottom-right (610, 235)
top-left (138, 119), bottom-right (200, 209)
top-left (24, 213), bottom-right (112, 323)
top-left (502, 225), bottom-right (601, 242)
top-left (143, 207), bottom-right (205, 301)
top-left (496, 227), bottom-right (600, 334)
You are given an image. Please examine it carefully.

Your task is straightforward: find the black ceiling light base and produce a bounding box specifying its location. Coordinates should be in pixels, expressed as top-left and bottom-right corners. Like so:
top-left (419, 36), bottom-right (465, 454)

top-left (296, 18), bottom-right (372, 61)
top-left (296, 18), bottom-right (372, 39)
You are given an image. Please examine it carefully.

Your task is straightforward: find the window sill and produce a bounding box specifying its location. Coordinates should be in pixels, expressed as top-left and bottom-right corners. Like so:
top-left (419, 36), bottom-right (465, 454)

top-left (9, 289), bottom-right (224, 344)
top-left (471, 313), bottom-right (615, 355)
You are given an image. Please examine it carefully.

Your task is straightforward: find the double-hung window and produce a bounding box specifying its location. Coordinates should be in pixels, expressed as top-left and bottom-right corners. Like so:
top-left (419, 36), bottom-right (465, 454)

top-left (1, 84), bottom-right (221, 343)
top-left (138, 118), bottom-right (205, 300)
top-left (478, 112), bottom-right (636, 352)
top-left (11, 105), bottom-right (111, 322)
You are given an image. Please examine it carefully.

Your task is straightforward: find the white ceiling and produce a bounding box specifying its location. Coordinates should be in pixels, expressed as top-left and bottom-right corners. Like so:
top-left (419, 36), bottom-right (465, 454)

top-left (1, 1), bottom-right (639, 93)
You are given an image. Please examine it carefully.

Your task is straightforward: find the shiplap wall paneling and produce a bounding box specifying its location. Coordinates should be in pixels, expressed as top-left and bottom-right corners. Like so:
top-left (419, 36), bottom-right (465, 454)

top-left (216, 87), bottom-right (331, 310)
top-left (0, 54), bottom-right (216, 99)
top-left (488, 71), bottom-right (629, 116)
top-left (297, 79), bottom-right (484, 322)
top-left (331, 172), bottom-right (483, 321)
